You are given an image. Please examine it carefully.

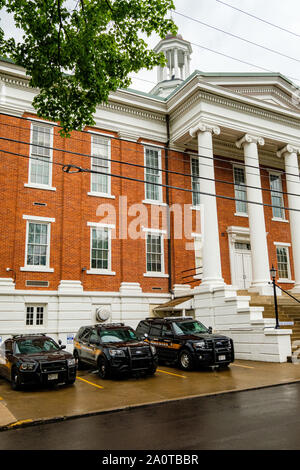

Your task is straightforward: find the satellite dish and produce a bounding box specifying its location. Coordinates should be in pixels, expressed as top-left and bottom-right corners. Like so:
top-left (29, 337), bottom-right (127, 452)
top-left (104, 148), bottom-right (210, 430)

top-left (95, 306), bottom-right (111, 322)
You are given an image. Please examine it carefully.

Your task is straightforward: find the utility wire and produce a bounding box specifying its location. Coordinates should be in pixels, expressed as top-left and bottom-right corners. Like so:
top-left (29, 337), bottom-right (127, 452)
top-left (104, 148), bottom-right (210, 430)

top-left (0, 134), bottom-right (298, 200)
top-left (216, 0), bottom-right (300, 39)
top-left (2, 146), bottom-right (300, 213)
top-left (174, 10), bottom-right (300, 65)
top-left (0, 115), bottom-right (298, 180)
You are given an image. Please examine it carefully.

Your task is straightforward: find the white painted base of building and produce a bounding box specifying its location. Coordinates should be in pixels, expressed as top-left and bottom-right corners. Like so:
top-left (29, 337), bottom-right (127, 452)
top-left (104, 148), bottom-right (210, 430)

top-left (193, 284), bottom-right (292, 363)
top-left (0, 279), bottom-right (169, 353)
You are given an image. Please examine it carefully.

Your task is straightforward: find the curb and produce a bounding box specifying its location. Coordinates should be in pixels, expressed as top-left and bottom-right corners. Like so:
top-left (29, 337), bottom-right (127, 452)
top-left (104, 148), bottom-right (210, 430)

top-left (1, 377), bottom-right (300, 432)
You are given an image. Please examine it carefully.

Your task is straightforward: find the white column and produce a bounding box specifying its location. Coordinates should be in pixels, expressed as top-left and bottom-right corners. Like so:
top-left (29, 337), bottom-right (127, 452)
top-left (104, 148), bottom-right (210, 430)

top-left (277, 145), bottom-right (300, 292)
top-left (189, 122), bottom-right (224, 289)
top-left (174, 48), bottom-right (179, 78)
top-left (236, 134), bottom-right (271, 295)
top-left (162, 51), bottom-right (168, 80)
top-left (184, 52), bottom-right (188, 79)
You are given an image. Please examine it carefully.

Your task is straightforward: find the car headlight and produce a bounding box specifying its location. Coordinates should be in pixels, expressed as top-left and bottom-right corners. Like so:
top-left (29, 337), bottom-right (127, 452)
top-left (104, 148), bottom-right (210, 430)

top-left (109, 349), bottom-right (125, 357)
top-left (67, 358), bottom-right (76, 367)
top-left (150, 345), bottom-right (156, 355)
top-left (193, 341), bottom-right (206, 349)
top-left (19, 362), bottom-right (36, 371)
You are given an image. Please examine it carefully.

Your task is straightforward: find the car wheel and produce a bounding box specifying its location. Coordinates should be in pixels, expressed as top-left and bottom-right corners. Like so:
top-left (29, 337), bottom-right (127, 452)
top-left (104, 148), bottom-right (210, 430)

top-left (178, 349), bottom-right (194, 371)
top-left (73, 350), bottom-right (84, 370)
top-left (66, 378), bottom-right (76, 385)
top-left (11, 368), bottom-right (22, 391)
top-left (147, 365), bottom-right (157, 376)
top-left (98, 357), bottom-right (111, 380)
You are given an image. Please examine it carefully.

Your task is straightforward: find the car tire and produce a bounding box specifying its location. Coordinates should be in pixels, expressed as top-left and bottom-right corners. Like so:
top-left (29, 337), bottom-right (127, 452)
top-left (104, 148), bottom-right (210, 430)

top-left (98, 356), bottom-right (111, 380)
top-left (11, 368), bottom-right (22, 391)
top-left (147, 365), bottom-right (157, 376)
top-left (178, 349), bottom-right (194, 371)
top-left (73, 350), bottom-right (84, 370)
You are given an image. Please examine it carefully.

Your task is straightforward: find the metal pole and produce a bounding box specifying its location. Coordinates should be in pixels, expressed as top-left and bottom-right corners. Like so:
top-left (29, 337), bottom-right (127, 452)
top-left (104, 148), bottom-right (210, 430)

top-left (272, 275), bottom-right (280, 329)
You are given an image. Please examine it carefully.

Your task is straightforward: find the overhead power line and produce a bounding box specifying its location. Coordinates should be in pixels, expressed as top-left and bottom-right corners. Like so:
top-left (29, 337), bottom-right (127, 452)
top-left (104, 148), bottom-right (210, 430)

top-left (1, 114), bottom-right (299, 179)
top-left (216, 0), bottom-right (300, 39)
top-left (0, 133), bottom-right (299, 200)
top-left (174, 10), bottom-right (300, 65)
top-left (1, 146), bottom-right (300, 214)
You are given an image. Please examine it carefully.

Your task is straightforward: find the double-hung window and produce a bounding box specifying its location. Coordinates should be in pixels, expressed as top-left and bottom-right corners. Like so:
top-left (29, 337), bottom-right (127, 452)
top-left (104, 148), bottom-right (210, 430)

top-left (144, 147), bottom-right (162, 202)
top-left (191, 157), bottom-right (200, 207)
top-left (276, 245), bottom-right (291, 280)
top-left (146, 233), bottom-right (163, 274)
top-left (234, 166), bottom-right (247, 215)
top-left (90, 135), bottom-right (111, 196)
top-left (87, 223), bottom-right (115, 275)
top-left (29, 124), bottom-right (53, 187)
top-left (21, 215), bottom-right (55, 272)
top-left (270, 173), bottom-right (285, 219)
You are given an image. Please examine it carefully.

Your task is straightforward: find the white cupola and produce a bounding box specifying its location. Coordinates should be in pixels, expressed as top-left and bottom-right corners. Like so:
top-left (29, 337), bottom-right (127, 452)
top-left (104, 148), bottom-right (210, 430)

top-left (151, 34), bottom-right (193, 97)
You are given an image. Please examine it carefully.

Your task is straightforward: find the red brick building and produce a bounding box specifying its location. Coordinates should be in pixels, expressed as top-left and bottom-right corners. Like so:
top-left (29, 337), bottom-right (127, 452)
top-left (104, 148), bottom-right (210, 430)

top-left (0, 35), bottom-right (298, 361)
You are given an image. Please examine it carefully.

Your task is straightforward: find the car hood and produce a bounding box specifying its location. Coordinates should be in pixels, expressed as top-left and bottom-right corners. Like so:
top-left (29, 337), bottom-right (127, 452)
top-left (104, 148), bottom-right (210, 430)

top-left (18, 351), bottom-right (73, 362)
top-left (104, 341), bottom-right (149, 349)
top-left (178, 333), bottom-right (230, 341)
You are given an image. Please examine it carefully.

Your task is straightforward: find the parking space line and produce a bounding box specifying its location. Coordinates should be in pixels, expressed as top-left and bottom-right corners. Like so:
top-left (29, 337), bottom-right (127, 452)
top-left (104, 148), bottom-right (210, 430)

top-left (9, 419), bottom-right (33, 428)
top-left (157, 369), bottom-right (187, 378)
top-left (76, 376), bottom-right (104, 389)
top-left (231, 363), bottom-right (254, 369)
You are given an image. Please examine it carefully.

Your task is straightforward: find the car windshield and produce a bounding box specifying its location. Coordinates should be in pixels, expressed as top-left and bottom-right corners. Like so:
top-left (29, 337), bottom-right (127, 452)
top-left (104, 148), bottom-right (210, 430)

top-left (99, 328), bottom-right (138, 343)
top-left (172, 320), bottom-right (208, 335)
top-left (15, 338), bottom-right (60, 354)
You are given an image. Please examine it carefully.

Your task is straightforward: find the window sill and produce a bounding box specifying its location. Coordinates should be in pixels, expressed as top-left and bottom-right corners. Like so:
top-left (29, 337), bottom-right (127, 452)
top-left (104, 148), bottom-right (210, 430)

top-left (86, 270), bottom-right (116, 275)
top-left (87, 192), bottom-right (115, 199)
top-left (277, 279), bottom-right (294, 284)
top-left (20, 267), bottom-right (54, 273)
top-left (190, 206), bottom-right (201, 211)
top-left (24, 183), bottom-right (56, 192)
top-left (272, 218), bottom-right (289, 223)
top-left (234, 212), bottom-right (248, 218)
top-left (143, 273), bottom-right (169, 278)
top-left (142, 199), bottom-right (166, 207)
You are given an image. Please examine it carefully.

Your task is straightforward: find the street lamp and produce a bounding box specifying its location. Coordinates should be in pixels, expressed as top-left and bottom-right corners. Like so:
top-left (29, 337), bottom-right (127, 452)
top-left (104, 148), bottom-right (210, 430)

top-left (270, 265), bottom-right (280, 329)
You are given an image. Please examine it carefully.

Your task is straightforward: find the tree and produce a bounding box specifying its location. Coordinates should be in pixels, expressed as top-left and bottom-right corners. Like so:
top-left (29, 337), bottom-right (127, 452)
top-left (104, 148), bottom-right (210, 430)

top-left (0, 0), bottom-right (177, 135)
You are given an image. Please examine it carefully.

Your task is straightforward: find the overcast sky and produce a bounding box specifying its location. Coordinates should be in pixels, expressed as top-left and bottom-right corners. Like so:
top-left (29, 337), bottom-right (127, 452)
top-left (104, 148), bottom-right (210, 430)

top-left (1, 0), bottom-right (300, 93)
top-left (130, 0), bottom-right (300, 92)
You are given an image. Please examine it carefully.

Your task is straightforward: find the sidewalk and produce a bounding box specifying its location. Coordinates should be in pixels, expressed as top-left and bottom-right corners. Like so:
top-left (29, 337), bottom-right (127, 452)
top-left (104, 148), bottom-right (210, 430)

top-left (1, 360), bottom-right (300, 431)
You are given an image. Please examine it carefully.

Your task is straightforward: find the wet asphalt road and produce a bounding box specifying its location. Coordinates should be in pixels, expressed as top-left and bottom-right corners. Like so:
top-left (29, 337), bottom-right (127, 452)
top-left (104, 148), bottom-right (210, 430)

top-left (1, 383), bottom-right (300, 450)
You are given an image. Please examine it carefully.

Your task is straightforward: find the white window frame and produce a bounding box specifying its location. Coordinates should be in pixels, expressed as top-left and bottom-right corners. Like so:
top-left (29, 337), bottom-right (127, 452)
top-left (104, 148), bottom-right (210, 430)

top-left (143, 146), bottom-right (163, 204)
top-left (86, 222), bottom-right (115, 275)
top-left (269, 171), bottom-right (286, 221)
top-left (25, 123), bottom-right (55, 191)
top-left (88, 134), bottom-right (113, 198)
top-left (21, 215), bottom-right (55, 272)
top-left (143, 228), bottom-right (168, 278)
top-left (274, 242), bottom-right (293, 283)
top-left (192, 234), bottom-right (203, 280)
top-left (233, 165), bottom-right (248, 216)
top-left (25, 304), bottom-right (47, 328)
top-left (191, 156), bottom-right (201, 208)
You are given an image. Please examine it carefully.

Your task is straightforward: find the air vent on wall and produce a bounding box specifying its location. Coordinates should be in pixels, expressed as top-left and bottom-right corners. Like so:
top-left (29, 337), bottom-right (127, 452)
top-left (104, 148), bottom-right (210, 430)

top-left (33, 202), bottom-right (47, 206)
top-left (26, 280), bottom-right (49, 287)
top-left (152, 287), bottom-right (162, 290)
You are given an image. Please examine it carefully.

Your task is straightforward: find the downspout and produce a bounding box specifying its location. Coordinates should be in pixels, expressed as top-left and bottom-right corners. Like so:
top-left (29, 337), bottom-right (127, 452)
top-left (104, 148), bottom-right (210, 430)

top-left (165, 114), bottom-right (174, 299)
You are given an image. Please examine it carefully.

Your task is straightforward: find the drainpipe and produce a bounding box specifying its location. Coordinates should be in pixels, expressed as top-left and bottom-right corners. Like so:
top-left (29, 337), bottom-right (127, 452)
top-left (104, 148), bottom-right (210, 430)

top-left (165, 115), bottom-right (174, 299)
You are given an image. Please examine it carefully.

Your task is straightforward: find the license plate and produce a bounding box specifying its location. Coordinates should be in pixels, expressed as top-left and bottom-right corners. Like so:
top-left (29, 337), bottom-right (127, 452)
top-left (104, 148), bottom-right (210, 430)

top-left (218, 355), bottom-right (226, 361)
top-left (48, 373), bottom-right (58, 381)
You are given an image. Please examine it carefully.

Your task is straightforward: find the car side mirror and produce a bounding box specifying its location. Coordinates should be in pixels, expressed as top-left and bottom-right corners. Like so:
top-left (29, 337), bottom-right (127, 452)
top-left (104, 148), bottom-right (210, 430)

top-left (208, 327), bottom-right (213, 334)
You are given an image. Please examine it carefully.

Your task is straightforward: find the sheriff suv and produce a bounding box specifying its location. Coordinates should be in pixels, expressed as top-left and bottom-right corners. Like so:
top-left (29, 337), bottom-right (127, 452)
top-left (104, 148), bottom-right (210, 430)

top-left (136, 317), bottom-right (234, 371)
top-left (73, 323), bottom-right (158, 379)
top-left (0, 334), bottom-right (77, 390)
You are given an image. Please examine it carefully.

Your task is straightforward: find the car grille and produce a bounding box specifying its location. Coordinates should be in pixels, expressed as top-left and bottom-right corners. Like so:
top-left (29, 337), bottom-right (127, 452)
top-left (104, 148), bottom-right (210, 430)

top-left (214, 339), bottom-right (231, 350)
top-left (129, 346), bottom-right (151, 357)
top-left (40, 361), bottom-right (67, 373)
top-left (205, 339), bottom-right (214, 349)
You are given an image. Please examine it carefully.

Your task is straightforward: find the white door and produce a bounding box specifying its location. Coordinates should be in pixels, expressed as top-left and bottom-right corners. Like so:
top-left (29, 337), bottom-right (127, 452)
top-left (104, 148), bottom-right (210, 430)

top-left (233, 242), bottom-right (252, 289)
